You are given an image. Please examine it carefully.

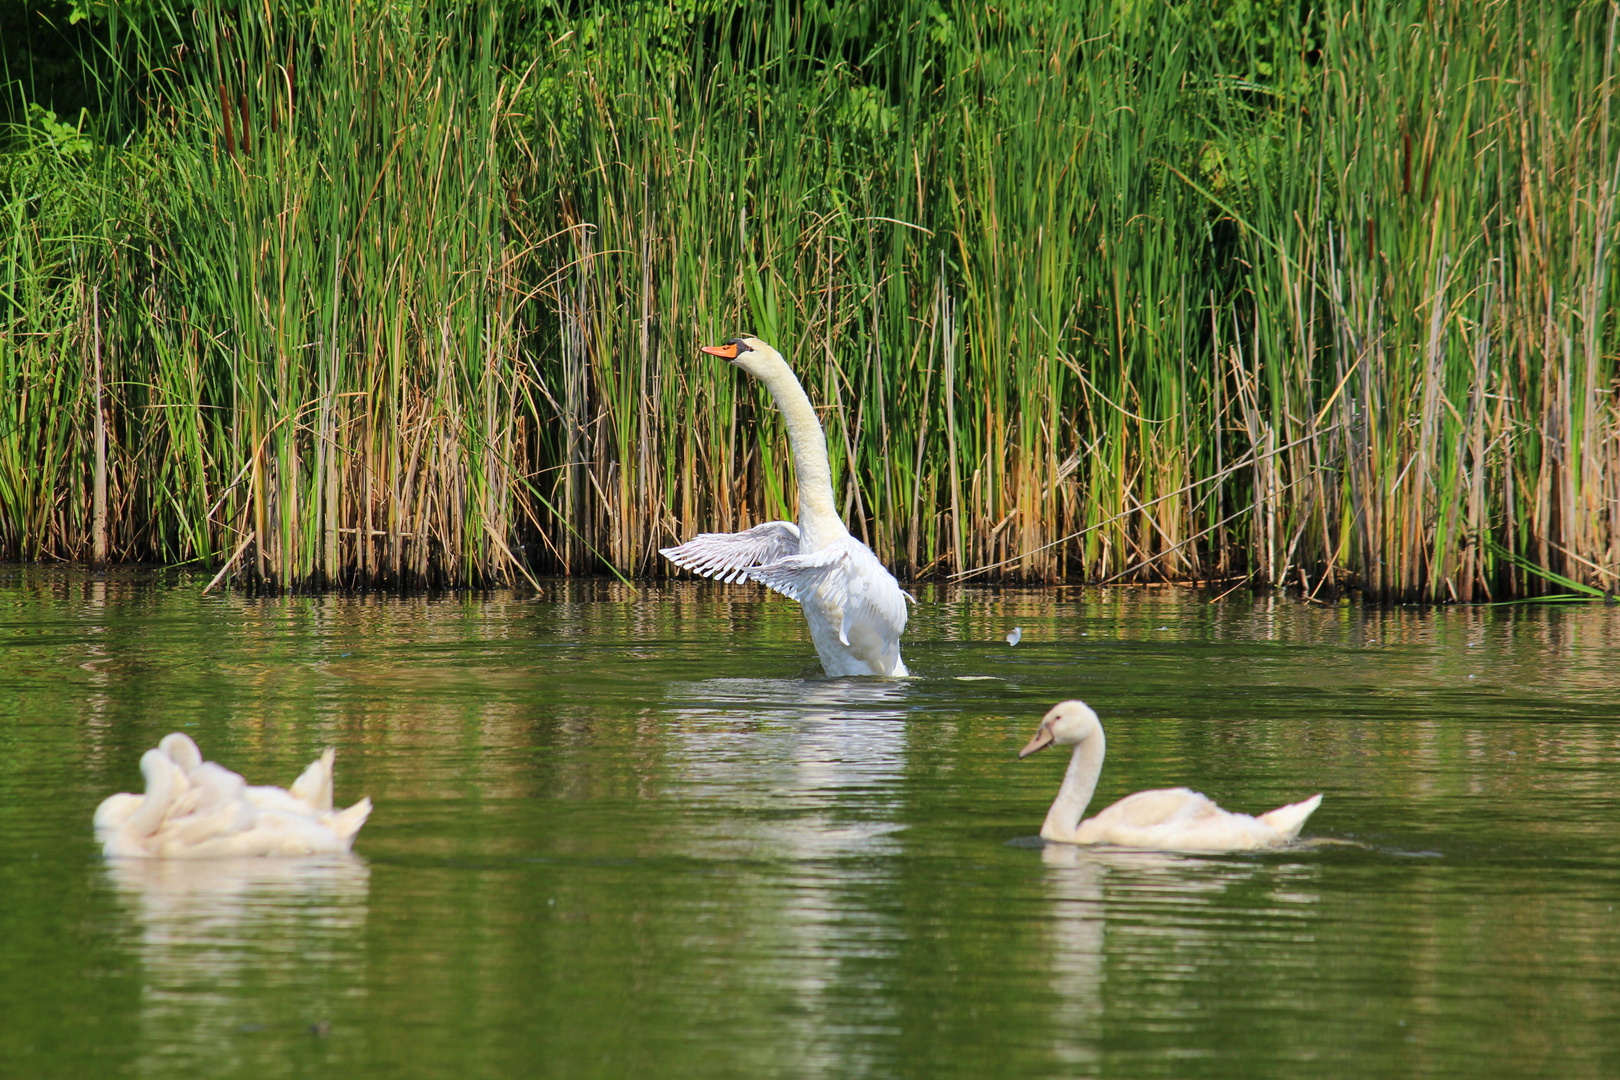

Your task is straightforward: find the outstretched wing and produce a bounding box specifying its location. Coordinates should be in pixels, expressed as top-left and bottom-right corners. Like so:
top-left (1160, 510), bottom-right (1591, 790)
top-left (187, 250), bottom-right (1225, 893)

top-left (746, 537), bottom-right (910, 645)
top-left (660, 521), bottom-right (802, 583)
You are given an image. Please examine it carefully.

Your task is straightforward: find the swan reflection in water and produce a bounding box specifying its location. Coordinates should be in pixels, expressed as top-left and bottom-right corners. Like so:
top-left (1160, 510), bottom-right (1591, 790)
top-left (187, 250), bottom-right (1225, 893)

top-left (663, 676), bottom-right (912, 862)
top-left (104, 856), bottom-right (370, 1072)
top-left (1035, 843), bottom-right (1321, 1070)
top-left (661, 676), bottom-right (912, 1068)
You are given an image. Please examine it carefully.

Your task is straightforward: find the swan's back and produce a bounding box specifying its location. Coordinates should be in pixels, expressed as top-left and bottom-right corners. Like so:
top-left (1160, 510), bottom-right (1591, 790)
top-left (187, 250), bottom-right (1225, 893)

top-left (1077, 786), bottom-right (1321, 851)
top-left (244, 749), bottom-right (334, 816)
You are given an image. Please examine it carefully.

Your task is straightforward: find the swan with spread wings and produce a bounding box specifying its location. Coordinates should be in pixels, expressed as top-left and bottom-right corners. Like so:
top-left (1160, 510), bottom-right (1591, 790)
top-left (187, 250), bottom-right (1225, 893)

top-left (661, 337), bottom-right (912, 677)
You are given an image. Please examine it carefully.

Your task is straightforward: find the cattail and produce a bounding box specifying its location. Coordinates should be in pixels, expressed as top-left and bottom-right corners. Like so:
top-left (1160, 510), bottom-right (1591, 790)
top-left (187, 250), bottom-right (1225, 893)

top-left (219, 81), bottom-right (234, 157)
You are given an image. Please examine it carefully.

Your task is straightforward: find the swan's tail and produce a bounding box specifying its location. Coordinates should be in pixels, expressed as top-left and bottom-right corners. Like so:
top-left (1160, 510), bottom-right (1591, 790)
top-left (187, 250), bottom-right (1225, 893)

top-left (328, 797), bottom-right (372, 848)
top-left (1257, 793), bottom-right (1322, 840)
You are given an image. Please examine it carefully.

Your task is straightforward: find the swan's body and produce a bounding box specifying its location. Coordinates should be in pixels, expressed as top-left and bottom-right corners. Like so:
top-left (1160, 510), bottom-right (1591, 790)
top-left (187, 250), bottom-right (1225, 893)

top-left (661, 336), bottom-right (911, 677)
top-left (94, 733), bottom-right (371, 858)
top-left (1019, 701), bottom-right (1321, 851)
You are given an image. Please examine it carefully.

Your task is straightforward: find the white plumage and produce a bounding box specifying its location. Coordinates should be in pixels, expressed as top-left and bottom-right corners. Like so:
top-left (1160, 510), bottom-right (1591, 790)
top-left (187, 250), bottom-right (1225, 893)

top-left (662, 337), bottom-right (912, 677)
top-left (94, 733), bottom-right (372, 858)
top-left (1019, 700), bottom-right (1322, 851)
top-left (661, 521), bottom-right (802, 583)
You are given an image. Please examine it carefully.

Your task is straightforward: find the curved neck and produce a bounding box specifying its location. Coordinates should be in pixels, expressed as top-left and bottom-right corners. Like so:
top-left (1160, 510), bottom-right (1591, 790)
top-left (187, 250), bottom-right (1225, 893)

top-left (128, 751), bottom-right (181, 838)
top-left (756, 358), bottom-right (844, 545)
top-left (1041, 733), bottom-right (1105, 842)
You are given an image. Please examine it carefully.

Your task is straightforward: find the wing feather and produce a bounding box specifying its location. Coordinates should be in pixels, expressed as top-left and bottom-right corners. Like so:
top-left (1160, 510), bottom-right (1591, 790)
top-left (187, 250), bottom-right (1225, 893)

top-left (660, 521), bottom-right (802, 581)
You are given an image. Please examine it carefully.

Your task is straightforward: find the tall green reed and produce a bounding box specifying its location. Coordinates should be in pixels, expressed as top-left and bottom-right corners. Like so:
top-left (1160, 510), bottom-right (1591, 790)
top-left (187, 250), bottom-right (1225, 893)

top-left (1, 0), bottom-right (1615, 600)
top-left (4, 0), bottom-right (532, 587)
top-left (1224, 0), bottom-right (1620, 600)
top-left (520, 1), bottom-right (1231, 584)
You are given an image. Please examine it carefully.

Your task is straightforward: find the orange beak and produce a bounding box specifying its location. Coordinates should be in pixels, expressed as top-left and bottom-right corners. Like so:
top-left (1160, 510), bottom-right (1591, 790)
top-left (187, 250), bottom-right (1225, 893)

top-left (1019, 723), bottom-right (1055, 759)
top-left (699, 342), bottom-right (740, 359)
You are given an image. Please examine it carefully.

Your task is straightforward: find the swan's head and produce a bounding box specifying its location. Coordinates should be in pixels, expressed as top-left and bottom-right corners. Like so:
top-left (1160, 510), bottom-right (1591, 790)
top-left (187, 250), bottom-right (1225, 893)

top-left (1019, 699), bottom-right (1103, 758)
top-left (699, 336), bottom-right (786, 381)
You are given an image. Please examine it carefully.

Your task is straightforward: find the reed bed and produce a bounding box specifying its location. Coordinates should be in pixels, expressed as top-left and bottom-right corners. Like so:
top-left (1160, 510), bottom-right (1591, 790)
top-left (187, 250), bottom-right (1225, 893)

top-left (2, 0), bottom-right (1616, 599)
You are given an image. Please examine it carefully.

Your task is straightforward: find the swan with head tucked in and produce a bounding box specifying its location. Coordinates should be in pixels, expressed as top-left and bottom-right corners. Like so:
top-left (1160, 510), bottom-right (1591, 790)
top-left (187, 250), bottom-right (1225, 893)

top-left (1019, 701), bottom-right (1321, 851)
top-left (660, 336), bottom-right (912, 677)
top-left (93, 733), bottom-right (371, 858)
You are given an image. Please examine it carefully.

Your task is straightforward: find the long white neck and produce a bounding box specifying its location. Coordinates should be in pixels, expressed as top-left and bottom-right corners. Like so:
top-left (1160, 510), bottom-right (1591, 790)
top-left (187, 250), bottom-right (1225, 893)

top-left (1041, 733), bottom-right (1105, 842)
top-left (128, 750), bottom-right (181, 838)
top-left (754, 354), bottom-right (845, 547)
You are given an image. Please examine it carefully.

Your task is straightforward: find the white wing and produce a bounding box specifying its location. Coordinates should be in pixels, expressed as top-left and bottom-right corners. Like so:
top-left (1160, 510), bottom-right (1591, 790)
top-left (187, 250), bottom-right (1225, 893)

top-left (746, 537), bottom-right (910, 646)
top-left (660, 521), bottom-right (802, 583)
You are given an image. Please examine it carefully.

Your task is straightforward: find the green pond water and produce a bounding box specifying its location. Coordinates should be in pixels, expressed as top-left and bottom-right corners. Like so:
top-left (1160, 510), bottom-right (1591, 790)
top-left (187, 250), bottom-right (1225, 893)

top-left (2, 567), bottom-right (1618, 1079)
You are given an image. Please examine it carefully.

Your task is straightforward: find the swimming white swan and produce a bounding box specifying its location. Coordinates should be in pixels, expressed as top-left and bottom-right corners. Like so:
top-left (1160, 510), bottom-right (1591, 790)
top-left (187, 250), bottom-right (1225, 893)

top-left (661, 336), bottom-right (911, 677)
top-left (94, 733), bottom-right (372, 858)
top-left (1019, 700), bottom-right (1321, 851)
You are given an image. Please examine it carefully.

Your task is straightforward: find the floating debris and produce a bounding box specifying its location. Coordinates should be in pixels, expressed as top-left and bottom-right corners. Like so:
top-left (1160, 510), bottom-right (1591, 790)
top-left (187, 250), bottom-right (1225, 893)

top-left (1006, 627), bottom-right (1022, 646)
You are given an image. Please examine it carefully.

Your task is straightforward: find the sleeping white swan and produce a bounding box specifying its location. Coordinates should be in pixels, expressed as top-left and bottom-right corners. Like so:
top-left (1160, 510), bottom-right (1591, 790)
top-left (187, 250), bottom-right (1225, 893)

top-left (1019, 700), bottom-right (1321, 851)
top-left (661, 336), bottom-right (911, 677)
top-left (94, 733), bottom-right (371, 858)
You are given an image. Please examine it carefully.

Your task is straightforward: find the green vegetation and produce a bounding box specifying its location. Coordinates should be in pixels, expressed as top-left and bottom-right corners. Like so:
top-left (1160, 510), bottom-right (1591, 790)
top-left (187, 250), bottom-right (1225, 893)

top-left (2, 0), bottom-right (1617, 599)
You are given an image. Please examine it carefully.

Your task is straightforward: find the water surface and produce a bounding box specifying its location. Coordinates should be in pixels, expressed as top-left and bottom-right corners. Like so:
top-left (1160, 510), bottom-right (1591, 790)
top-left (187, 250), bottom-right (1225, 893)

top-left (2, 568), bottom-right (1618, 1078)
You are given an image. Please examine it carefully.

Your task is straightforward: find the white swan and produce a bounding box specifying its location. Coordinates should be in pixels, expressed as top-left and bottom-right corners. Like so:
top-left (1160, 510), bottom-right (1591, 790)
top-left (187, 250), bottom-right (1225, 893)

top-left (1019, 700), bottom-right (1321, 851)
top-left (94, 733), bottom-right (372, 858)
top-left (661, 336), bottom-right (912, 677)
